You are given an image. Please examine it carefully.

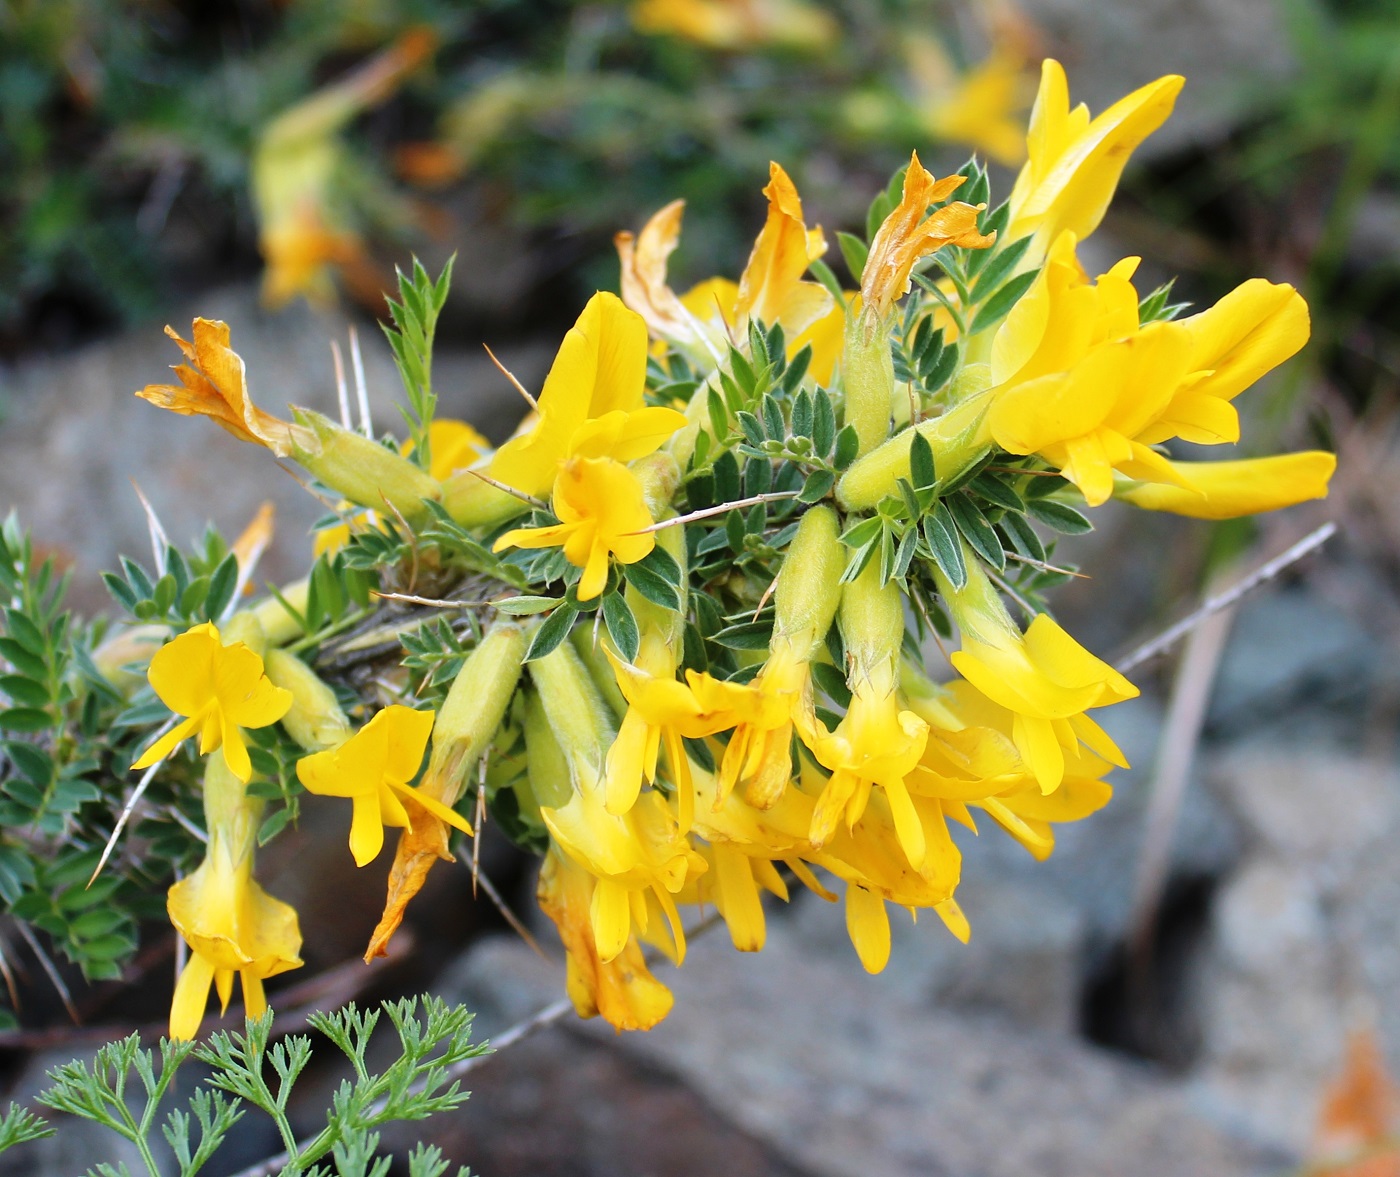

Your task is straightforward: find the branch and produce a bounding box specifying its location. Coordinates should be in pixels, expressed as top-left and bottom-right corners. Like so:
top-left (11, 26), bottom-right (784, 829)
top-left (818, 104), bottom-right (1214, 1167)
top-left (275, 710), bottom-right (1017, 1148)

top-left (1114, 521), bottom-right (1337, 674)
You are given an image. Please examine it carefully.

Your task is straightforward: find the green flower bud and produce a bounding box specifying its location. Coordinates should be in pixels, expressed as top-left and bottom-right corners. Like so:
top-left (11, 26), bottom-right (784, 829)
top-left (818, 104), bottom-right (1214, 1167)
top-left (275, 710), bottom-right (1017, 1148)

top-left (836, 381), bottom-right (993, 512)
top-left (773, 505), bottom-right (843, 656)
top-left (263, 648), bottom-right (352, 751)
top-left (425, 623), bottom-right (529, 803)
top-left (252, 579), bottom-right (308, 645)
top-left (290, 409), bottom-right (440, 523)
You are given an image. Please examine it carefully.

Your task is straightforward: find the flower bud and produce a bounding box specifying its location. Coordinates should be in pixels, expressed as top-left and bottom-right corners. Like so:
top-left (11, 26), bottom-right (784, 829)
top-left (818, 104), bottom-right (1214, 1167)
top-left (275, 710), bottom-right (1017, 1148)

top-left (424, 622), bottom-right (528, 804)
top-left (836, 380), bottom-right (992, 512)
top-left (773, 505), bottom-right (843, 655)
top-left (252, 579), bottom-right (308, 645)
top-left (530, 639), bottom-right (616, 784)
top-left (263, 648), bottom-right (352, 751)
top-left (290, 409), bottom-right (441, 523)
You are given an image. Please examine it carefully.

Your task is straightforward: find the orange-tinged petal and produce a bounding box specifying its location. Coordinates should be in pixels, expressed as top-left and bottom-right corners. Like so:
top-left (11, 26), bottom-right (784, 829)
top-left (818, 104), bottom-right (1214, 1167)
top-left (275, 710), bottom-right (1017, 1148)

top-left (616, 199), bottom-right (699, 346)
top-left (861, 152), bottom-right (993, 322)
top-left (735, 162), bottom-right (831, 333)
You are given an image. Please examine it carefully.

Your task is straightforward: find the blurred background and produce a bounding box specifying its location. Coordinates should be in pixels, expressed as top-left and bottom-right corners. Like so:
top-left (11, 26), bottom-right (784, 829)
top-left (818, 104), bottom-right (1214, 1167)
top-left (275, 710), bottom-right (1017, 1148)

top-left (1, 0), bottom-right (1399, 1174)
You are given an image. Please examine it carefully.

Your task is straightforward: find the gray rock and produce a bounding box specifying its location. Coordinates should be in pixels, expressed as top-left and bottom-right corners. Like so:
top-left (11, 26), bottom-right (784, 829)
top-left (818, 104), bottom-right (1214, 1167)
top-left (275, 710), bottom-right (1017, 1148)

top-left (1019, 0), bottom-right (1293, 158)
top-left (1209, 591), bottom-right (1380, 731)
top-left (451, 930), bottom-right (1281, 1177)
top-left (1192, 750), bottom-right (1400, 1152)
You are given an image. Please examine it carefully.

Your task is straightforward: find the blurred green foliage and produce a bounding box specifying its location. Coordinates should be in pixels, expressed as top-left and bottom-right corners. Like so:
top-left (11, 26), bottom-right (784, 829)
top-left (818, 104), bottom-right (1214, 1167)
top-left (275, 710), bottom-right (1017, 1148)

top-left (0, 0), bottom-right (1027, 347)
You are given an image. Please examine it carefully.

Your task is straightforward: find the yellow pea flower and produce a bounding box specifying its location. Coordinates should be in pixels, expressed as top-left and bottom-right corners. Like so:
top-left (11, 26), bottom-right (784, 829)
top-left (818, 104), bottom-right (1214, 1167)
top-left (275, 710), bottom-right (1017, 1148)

top-left (908, 34), bottom-right (1032, 167)
top-left (935, 547), bottom-right (1136, 792)
top-left (537, 847), bottom-right (674, 1031)
top-left (137, 319), bottom-right (308, 456)
top-left (630, 0), bottom-right (837, 51)
top-left (541, 779), bottom-right (701, 968)
top-left (493, 456), bottom-right (657, 601)
top-left (733, 162), bottom-right (832, 340)
top-left (912, 680), bottom-right (1114, 861)
top-left (296, 705), bottom-right (474, 868)
top-left (616, 164), bottom-right (834, 366)
top-left (706, 506), bottom-right (845, 808)
top-left (677, 840), bottom-right (791, 953)
top-left (488, 293), bottom-right (685, 499)
top-left (131, 622), bottom-right (292, 784)
top-left (1006, 58), bottom-right (1182, 252)
top-left (367, 625), bottom-right (527, 962)
top-left (168, 840), bottom-right (303, 1040)
top-left (167, 755), bottom-right (302, 1040)
top-left (984, 232), bottom-right (1316, 506)
top-left (602, 638), bottom-right (717, 831)
top-left (805, 562), bottom-right (929, 870)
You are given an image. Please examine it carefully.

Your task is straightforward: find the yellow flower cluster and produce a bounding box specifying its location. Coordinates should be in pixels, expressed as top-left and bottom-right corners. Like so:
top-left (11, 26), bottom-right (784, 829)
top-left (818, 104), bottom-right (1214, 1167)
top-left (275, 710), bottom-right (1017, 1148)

top-left (126, 59), bottom-right (1336, 1039)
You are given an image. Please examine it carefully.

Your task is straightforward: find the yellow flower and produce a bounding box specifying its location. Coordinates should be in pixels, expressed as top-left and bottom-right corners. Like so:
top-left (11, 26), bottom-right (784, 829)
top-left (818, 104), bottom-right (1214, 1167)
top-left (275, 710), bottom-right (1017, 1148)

top-left (489, 293), bottom-right (685, 499)
top-left (137, 320), bottom-right (307, 456)
top-left (936, 551), bottom-right (1136, 792)
top-left (131, 622), bottom-right (292, 784)
top-left (542, 778), bottom-right (702, 968)
top-left (537, 847), bottom-right (674, 1031)
top-left (1007, 58), bottom-right (1182, 251)
top-left (602, 635), bottom-right (722, 832)
top-left (1114, 452), bottom-right (1337, 519)
top-left (167, 754), bottom-right (302, 1041)
top-left (367, 625), bottom-right (528, 962)
top-left (908, 35), bottom-right (1032, 167)
top-left (805, 562), bottom-right (929, 870)
top-left (912, 680), bottom-right (1114, 861)
top-left (296, 705), bottom-right (475, 867)
top-left (630, 0), bottom-right (837, 51)
top-left (679, 841), bottom-right (791, 953)
top-left (168, 835), bottom-right (303, 1040)
top-left (807, 682), bottom-right (929, 866)
top-left (984, 232), bottom-right (1315, 506)
top-left (733, 162), bottom-right (832, 340)
top-left (253, 29), bottom-right (434, 306)
top-left (704, 506), bottom-right (845, 808)
top-left (858, 152), bottom-right (994, 327)
top-left (493, 456), bottom-right (657, 601)
top-left (617, 164), bottom-right (833, 363)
